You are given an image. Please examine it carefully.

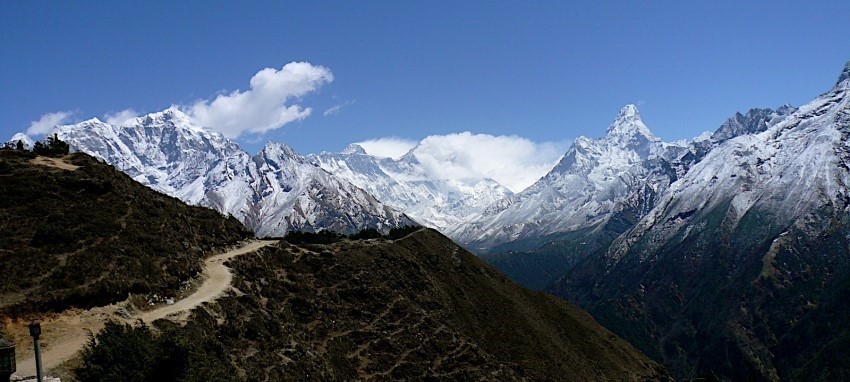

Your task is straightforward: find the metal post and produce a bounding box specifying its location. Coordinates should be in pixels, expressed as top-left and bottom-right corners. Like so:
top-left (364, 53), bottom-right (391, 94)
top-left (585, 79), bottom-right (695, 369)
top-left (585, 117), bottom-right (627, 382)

top-left (28, 321), bottom-right (42, 382)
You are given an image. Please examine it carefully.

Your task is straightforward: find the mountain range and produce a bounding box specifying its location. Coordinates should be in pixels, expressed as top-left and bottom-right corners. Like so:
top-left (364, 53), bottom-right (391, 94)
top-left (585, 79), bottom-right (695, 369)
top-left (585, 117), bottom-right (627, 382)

top-left (28, 109), bottom-right (415, 237)
top-left (481, 61), bottom-right (850, 380)
top-left (550, 61), bottom-right (850, 381)
top-left (0, 149), bottom-right (669, 381)
top-left (308, 144), bottom-right (513, 230)
top-left (8, 60), bottom-right (850, 381)
top-left (10, 108), bottom-right (520, 238)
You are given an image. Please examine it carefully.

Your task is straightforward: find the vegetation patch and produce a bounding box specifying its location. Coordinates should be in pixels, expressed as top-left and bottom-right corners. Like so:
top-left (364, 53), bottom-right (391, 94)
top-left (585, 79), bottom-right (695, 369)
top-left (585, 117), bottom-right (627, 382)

top-left (76, 230), bottom-right (669, 381)
top-left (0, 149), bottom-right (252, 317)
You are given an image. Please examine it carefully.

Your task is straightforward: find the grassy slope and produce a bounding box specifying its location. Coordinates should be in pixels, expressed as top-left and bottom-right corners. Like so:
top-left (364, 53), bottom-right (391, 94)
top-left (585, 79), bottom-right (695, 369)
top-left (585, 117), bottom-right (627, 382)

top-left (0, 150), bottom-right (252, 316)
top-left (157, 228), bottom-right (669, 381)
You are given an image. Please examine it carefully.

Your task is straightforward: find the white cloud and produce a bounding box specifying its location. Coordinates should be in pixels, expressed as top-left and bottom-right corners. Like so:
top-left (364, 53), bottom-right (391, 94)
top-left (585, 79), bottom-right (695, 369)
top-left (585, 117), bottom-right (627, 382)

top-left (103, 108), bottom-right (139, 125)
top-left (407, 132), bottom-right (565, 192)
top-left (323, 105), bottom-right (343, 116)
top-left (27, 110), bottom-right (76, 135)
top-left (356, 137), bottom-right (418, 159)
top-left (323, 99), bottom-right (355, 116)
top-left (186, 62), bottom-right (333, 138)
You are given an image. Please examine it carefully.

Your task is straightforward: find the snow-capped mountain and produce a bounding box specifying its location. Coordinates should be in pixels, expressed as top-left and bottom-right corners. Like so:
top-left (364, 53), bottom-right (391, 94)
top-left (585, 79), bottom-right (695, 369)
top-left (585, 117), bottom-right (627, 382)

top-left (20, 108), bottom-right (414, 236)
top-left (5, 132), bottom-right (34, 149)
top-left (710, 105), bottom-right (797, 142)
top-left (553, 61), bottom-right (850, 381)
top-left (308, 144), bottom-right (513, 230)
top-left (448, 105), bottom-right (680, 250)
top-left (449, 102), bottom-right (801, 253)
top-left (607, 62), bottom-right (850, 263)
top-left (54, 109), bottom-right (253, 204)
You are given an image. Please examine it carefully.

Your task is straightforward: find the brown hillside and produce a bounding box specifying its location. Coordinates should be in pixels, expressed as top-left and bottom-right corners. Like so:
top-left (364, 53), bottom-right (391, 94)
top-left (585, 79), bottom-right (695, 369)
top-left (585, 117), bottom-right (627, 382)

top-left (129, 228), bottom-right (670, 381)
top-left (0, 150), bottom-right (252, 316)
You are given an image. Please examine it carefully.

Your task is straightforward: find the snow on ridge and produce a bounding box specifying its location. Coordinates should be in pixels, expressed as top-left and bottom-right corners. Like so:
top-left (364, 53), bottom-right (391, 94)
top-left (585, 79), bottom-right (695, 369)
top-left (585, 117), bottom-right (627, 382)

top-left (308, 148), bottom-right (513, 231)
top-left (608, 71), bottom-right (850, 260)
top-left (50, 111), bottom-right (415, 237)
top-left (447, 94), bottom-right (818, 250)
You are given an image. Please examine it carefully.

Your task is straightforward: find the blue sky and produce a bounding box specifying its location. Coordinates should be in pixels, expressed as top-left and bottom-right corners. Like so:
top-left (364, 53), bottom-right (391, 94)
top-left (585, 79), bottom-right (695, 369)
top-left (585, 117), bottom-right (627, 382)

top-left (2, 1), bottom-right (849, 157)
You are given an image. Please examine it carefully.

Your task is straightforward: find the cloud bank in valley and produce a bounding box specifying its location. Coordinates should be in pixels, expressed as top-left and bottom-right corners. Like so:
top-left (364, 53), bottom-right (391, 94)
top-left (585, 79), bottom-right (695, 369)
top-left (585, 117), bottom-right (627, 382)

top-left (361, 132), bottom-right (565, 193)
top-left (186, 62), bottom-right (333, 138)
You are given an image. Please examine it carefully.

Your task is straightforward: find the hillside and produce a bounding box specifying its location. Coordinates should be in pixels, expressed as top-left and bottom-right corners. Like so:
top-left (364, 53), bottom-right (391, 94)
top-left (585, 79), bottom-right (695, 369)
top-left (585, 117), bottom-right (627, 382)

top-left (78, 229), bottom-right (670, 381)
top-left (0, 150), bottom-right (252, 316)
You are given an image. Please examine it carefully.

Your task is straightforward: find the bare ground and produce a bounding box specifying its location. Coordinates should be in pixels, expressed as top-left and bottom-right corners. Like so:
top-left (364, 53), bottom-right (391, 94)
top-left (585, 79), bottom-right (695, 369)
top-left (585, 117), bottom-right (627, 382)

top-left (7, 239), bottom-right (276, 379)
top-left (29, 156), bottom-right (80, 171)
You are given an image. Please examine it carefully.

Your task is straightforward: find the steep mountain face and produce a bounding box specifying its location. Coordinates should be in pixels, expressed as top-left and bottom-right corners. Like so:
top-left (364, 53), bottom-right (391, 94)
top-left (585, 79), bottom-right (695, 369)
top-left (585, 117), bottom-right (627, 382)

top-left (244, 142), bottom-right (415, 237)
top-left (554, 62), bottom-right (850, 381)
top-left (461, 105), bottom-right (796, 290)
top-left (308, 144), bottom-right (513, 230)
top-left (0, 150), bottom-right (252, 316)
top-left (34, 109), bottom-right (414, 237)
top-left (76, 229), bottom-right (671, 381)
top-left (54, 110), bottom-right (253, 204)
top-left (449, 105), bottom-right (677, 251)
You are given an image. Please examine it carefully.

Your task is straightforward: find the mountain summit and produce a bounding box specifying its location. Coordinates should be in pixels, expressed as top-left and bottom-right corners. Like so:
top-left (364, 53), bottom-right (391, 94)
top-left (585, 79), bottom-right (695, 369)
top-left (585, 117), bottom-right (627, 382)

top-left (606, 104), bottom-right (655, 140)
top-left (448, 104), bottom-right (669, 252)
top-left (39, 111), bottom-right (415, 237)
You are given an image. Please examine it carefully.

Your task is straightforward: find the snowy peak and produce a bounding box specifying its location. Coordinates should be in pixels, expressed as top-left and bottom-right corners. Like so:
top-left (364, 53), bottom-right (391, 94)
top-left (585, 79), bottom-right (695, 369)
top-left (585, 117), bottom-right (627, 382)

top-left (341, 143), bottom-right (368, 155)
top-left (605, 104), bottom-right (656, 141)
top-left (45, 107), bottom-right (415, 237)
top-left (710, 106), bottom-right (796, 142)
top-left (548, 104), bottom-right (664, 179)
top-left (449, 104), bottom-right (670, 249)
top-left (78, 117), bottom-right (105, 125)
top-left (260, 141), bottom-right (302, 162)
top-left (309, 141), bottom-right (515, 231)
top-left (6, 132), bottom-right (34, 149)
top-left (617, 104), bottom-right (640, 120)
top-left (131, 108), bottom-right (200, 132)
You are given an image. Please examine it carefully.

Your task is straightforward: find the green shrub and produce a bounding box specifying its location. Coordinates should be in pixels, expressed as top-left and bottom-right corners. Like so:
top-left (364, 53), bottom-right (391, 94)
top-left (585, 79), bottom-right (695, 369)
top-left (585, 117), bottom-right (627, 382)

top-left (75, 321), bottom-right (234, 382)
top-left (33, 133), bottom-right (69, 157)
top-left (284, 230), bottom-right (345, 245)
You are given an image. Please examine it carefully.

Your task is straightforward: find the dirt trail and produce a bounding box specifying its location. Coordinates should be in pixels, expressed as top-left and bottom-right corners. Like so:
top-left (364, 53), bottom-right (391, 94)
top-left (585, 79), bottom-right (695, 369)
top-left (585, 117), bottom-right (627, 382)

top-left (29, 156), bottom-right (80, 171)
top-left (9, 240), bottom-right (276, 379)
top-left (137, 240), bottom-right (275, 323)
